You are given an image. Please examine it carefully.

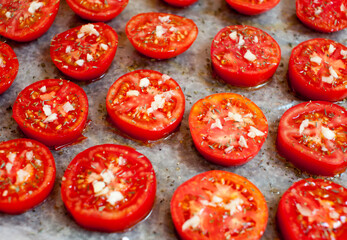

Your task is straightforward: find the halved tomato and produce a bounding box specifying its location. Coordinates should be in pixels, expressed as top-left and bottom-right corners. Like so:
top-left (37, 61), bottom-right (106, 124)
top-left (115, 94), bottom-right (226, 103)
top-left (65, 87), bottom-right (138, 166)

top-left (0, 0), bottom-right (60, 42)
top-left (0, 138), bottom-right (56, 214)
top-left (0, 41), bottom-right (19, 94)
top-left (226, 0), bottom-right (280, 15)
top-left (277, 101), bottom-right (347, 176)
top-left (296, 0), bottom-right (347, 33)
top-left (211, 25), bottom-right (281, 87)
top-left (171, 170), bottom-right (268, 240)
top-left (163, 0), bottom-right (198, 7)
top-left (288, 38), bottom-right (347, 102)
top-left (12, 79), bottom-right (89, 148)
top-left (50, 23), bottom-right (118, 81)
top-left (66, 0), bottom-right (129, 22)
top-left (277, 178), bottom-right (347, 240)
top-left (106, 69), bottom-right (185, 141)
top-left (61, 144), bottom-right (156, 232)
top-left (126, 12), bottom-right (198, 59)
top-left (189, 93), bottom-right (268, 166)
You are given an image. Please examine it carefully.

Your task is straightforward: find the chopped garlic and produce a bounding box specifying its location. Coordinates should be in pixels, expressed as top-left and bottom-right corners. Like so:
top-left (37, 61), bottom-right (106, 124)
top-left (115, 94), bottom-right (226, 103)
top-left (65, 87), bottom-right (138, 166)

top-left (5, 12), bottom-right (11, 18)
top-left (86, 54), bottom-right (93, 62)
top-left (169, 26), bottom-right (177, 32)
top-left (322, 75), bottom-right (334, 84)
top-left (17, 169), bottom-right (30, 183)
top-left (26, 151), bottom-right (33, 161)
top-left (43, 113), bottom-right (58, 123)
top-left (224, 112), bottom-right (242, 122)
top-left (162, 74), bottom-right (171, 81)
top-left (139, 77), bottom-right (150, 88)
top-left (238, 136), bottom-right (248, 148)
top-left (247, 126), bottom-right (265, 138)
top-left (299, 119), bottom-right (310, 135)
top-left (5, 163), bottom-right (12, 173)
top-left (28, 1), bottom-right (44, 14)
top-left (224, 145), bottom-right (234, 153)
top-left (42, 105), bottom-right (52, 116)
top-left (107, 191), bottom-right (124, 205)
top-left (254, 36), bottom-right (258, 43)
top-left (182, 215), bottom-right (200, 231)
top-left (100, 43), bottom-right (108, 51)
top-left (78, 24), bottom-right (100, 39)
top-left (126, 90), bottom-right (140, 97)
top-left (118, 156), bottom-right (127, 166)
top-left (224, 199), bottom-right (244, 215)
top-left (158, 15), bottom-right (170, 23)
top-left (76, 59), bottom-right (84, 67)
top-left (329, 66), bottom-right (338, 79)
top-left (211, 119), bottom-right (223, 130)
top-left (310, 56), bottom-right (322, 65)
top-left (40, 86), bottom-right (47, 93)
top-left (65, 45), bottom-right (72, 53)
top-left (62, 102), bottom-right (75, 113)
top-left (321, 127), bottom-right (335, 140)
top-left (100, 170), bottom-right (114, 184)
top-left (229, 31), bottom-right (237, 40)
top-left (156, 25), bottom-right (167, 38)
top-left (328, 44), bottom-right (336, 54)
top-left (7, 152), bottom-right (16, 162)
top-left (238, 34), bottom-right (245, 46)
top-left (244, 50), bottom-right (256, 62)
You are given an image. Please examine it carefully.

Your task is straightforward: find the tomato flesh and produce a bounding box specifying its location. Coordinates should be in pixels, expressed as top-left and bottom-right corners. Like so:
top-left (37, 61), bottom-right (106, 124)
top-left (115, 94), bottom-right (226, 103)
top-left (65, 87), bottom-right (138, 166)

top-left (289, 38), bottom-right (347, 102)
top-left (61, 144), bottom-right (156, 232)
top-left (0, 138), bottom-right (56, 214)
top-left (0, 0), bottom-right (60, 42)
top-left (66, 0), bottom-right (128, 22)
top-left (226, 0), bottom-right (280, 15)
top-left (50, 23), bottom-right (118, 81)
top-left (126, 12), bottom-right (198, 59)
top-left (296, 0), bottom-right (347, 33)
top-left (0, 41), bottom-right (18, 94)
top-left (12, 79), bottom-right (89, 148)
top-left (171, 170), bottom-right (268, 240)
top-left (163, 0), bottom-right (198, 7)
top-left (189, 93), bottom-right (268, 166)
top-left (277, 178), bottom-right (347, 240)
top-left (106, 69), bottom-right (185, 141)
top-left (211, 25), bottom-right (281, 87)
top-left (277, 101), bottom-right (347, 176)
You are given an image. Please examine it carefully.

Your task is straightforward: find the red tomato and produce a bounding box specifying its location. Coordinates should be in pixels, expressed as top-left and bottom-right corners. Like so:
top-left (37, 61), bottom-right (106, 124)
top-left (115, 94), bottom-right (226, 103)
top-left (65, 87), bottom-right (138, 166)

top-left (296, 0), bottom-right (347, 33)
top-left (163, 0), bottom-right (198, 7)
top-left (189, 93), bottom-right (268, 166)
top-left (106, 69), bottom-right (185, 141)
top-left (0, 138), bottom-right (56, 214)
top-left (12, 79), bottom-right (89, 148)
top-left (277, 178), bottom-right (347, 240)
top-left (226, 0), bottom-right (280, 15)
top-left (277, 101), bottom-right (347, 176)
top-left (126, 12), bottom-right (198, 59)
top-left (211, 25), bottom-right (281, 87)
top-left (66, 0), bottom-right (129, 22)
top-left (50, 23), bottom-right (118, 81)
top-left (61, 144), bottom-right (156, 232)
top-left (288, 38), bottom-right (347, 102)
top-left (171, 170), bottom-right (268, 240)
top-left (0, 41), bottom-right (19, 94)
top-left (0, 0), bottom-right (60, 42)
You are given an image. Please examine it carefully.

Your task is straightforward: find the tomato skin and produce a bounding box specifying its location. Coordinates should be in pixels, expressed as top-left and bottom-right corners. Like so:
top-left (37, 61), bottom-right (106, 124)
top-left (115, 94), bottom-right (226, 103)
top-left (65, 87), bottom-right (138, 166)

top-left (277, 178), bottom-right (347, 240)
top-left (50, 23), bottom-right (118, 81)
top-left (277, 101), bottom-right (347, 176)
top-left (288, 38), bottom-right (347, 102)
top-left (226, 0), bottom-right (280, 15)
top-left (296, 0), bottom-right (347, 33)
top-left (0, 138), bottom-right (56, 214)
top-left (12, 79), bottom-right (89, 148)
top-left (171, 170), bottom-right (268, 240)
top-left (0, 41), bottom-right (19, 94)
top-left (66, 0), bottom-right (129, 22)
top-left (163, 0), bottom-right (198, 7)
top-left (189, 93), bottom-right (268, 166)
top-left (106, 69), bottom-right (185, 141)
top-left (211, 25), bottom-right (281, 87)
top-left (61, 144), bottom-right (156, 232)
top-left (126, 12), bottom-right (198, 59)
top-left (0, 0), bottom-right (60, 42)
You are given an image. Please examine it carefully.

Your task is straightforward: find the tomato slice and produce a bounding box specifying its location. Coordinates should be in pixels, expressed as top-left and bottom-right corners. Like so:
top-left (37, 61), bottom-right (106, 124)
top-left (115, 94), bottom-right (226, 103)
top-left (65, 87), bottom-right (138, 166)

top-left (277, 101), bottom-right (347, 176)
top-left (289, 38), bottom-right (347, 102)
top-left (61, 144), bottom-right (156, 232)
top-left (163, 0), bottom-right (198, 7)
top-left (189, 93), bottom-right (268, 166)
top-left (66, 0), bottom-right (129, 22)
top-left (126, 12), bottom-right (198, 59)
top-left (0, 0), bottom-right (60, 42)
top-left (226, 0), bottom-right (280, 15)
top-left (50, 23), bottom-right (118, 81)
top-left (106, 69), bottom-right (185, 141)
top-left (0, 41), bottom-right (18, 94)
top-left (171, 170), bottom-right (268, 240)
top-left (12, 79), bottom-right (89, 148)
top-left (296, 0), bottom-right (347, 33)
top-left (211, 25), bottom-right (281, 87)
top-left (0, 138), bottom-right (56, 214)
top-left (277, 178), bottom-right (347, 240)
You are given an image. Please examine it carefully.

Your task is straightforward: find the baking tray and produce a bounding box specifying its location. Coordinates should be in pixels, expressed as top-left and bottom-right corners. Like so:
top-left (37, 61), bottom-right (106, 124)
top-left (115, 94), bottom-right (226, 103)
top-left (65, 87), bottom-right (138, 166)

top-left (0, 0), bottom-right (346, 239)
